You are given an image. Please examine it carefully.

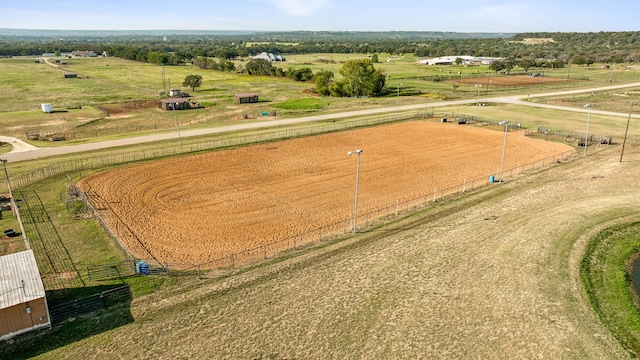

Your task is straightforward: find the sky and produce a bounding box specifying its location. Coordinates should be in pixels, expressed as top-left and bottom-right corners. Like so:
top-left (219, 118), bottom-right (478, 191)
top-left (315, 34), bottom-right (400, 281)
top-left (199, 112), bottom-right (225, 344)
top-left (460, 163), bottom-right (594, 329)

top-left (1, 0), bottom-right (638, 33)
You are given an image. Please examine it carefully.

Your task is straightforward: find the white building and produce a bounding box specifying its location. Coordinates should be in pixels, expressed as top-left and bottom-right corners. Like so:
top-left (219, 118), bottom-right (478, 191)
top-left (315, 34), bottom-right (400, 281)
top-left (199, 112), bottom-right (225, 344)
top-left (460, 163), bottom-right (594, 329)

top-left (253, 52), bottom-right (286, 62)
top-left (418, 56), bottom-right (502, 66)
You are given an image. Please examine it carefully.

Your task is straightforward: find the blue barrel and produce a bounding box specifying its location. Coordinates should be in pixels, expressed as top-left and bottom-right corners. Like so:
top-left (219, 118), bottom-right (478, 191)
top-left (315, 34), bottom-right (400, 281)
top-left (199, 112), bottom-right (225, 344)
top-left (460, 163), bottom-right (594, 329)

top-left (136, 261), bottom-right (149, 275)
top-left (489, 176), bottom-right (495, 183)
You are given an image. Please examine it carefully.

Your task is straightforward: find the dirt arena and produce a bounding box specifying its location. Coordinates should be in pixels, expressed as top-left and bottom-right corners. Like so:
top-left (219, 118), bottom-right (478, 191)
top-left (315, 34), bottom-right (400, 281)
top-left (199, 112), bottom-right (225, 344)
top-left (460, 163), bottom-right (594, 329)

top-left (77, 121), bottom-right (572, 265)
top-left (456, 74), bottom-right (571, 87)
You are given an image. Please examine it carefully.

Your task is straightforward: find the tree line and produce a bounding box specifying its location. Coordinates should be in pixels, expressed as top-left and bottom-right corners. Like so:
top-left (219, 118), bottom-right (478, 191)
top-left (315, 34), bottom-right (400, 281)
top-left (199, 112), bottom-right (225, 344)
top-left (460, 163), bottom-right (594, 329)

top-left (1, 31), bottom-right (639, 63)
top-left (3, 31), bottom-right (639, 98)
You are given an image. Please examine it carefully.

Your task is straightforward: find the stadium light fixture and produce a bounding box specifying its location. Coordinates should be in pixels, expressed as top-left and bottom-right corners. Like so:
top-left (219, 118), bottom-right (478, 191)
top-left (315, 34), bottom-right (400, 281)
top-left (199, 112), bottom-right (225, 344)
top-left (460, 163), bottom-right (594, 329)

top-left (173, 102), bottom-right (183, 150)
top-left (0, 159), bottom-right (29, 249)
top-left (475, 84), bottom-right (482, 120)
top-left (583, 104), bottom-right (591, 156)
top-left (396, 83), bottom-right (402, 120)
top-left (499, 121), bottom-right (509, 183)
top-left (347, 149), bottom-right (362, 234)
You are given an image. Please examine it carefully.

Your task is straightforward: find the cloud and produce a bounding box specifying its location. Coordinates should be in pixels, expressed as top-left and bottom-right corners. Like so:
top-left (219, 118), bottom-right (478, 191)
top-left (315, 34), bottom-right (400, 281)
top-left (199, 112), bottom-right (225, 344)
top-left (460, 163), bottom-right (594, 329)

top-left (269, 0), bottom-right (331, 16)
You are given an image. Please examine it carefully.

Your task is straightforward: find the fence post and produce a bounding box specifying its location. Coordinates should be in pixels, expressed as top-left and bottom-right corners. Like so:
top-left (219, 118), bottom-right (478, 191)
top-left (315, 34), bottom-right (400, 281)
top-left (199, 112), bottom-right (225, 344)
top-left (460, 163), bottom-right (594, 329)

top-left (263, 246), bottom-right (267, 259)
top-left (86, 266), bottom-right (90, 282)
top-left (101, 291), bottom-right (107, 309)
top-left (395, 200), bottom-right (399, 215)
top-left (433, 187), bottom-right (437, 202)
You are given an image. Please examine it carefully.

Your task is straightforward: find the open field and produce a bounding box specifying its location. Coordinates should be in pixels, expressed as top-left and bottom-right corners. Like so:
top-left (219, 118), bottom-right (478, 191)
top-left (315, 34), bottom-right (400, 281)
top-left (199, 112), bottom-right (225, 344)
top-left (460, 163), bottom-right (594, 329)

top-left (454, 74), bottom-right (571, 87)
top-left (2, 56), bottom-right (638, 141)
top-left (2, 53), bottom-right (640, 358)
top-left (77, 121), bottom-right (572, 265)
top-left (5, 143), bottom-right (639, 359)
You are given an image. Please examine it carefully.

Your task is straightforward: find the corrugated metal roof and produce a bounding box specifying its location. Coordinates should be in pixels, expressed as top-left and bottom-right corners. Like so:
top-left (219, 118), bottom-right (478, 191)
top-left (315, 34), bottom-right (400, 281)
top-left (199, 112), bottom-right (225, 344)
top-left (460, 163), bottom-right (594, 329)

top-left (0, 250), bottom-right (46, 310)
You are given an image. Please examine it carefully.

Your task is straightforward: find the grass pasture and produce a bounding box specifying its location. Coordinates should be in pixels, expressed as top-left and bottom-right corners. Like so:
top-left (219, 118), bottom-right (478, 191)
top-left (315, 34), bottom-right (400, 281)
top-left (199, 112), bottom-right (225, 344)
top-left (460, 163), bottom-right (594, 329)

top-left (4, 144), bottom-right (640, 359)
top-left (1, 54), bottom-right (640, 358)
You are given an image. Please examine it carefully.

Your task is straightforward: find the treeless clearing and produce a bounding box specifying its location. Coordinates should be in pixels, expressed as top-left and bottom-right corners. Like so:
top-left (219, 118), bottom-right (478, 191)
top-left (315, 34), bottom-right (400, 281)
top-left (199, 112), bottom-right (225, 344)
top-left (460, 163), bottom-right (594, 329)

top-left (456, 75), bottom-right (572, 87)
top-left (78, 121), bottom-right (571, 266)
top-left (45, 144), bottom-right (639, 359)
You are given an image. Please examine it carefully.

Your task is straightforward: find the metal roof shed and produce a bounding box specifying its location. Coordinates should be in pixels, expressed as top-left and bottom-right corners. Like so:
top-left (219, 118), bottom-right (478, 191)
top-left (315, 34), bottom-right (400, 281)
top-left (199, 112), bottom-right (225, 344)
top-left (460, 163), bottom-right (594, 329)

top-left (0, 250), bottom-right (51, 340)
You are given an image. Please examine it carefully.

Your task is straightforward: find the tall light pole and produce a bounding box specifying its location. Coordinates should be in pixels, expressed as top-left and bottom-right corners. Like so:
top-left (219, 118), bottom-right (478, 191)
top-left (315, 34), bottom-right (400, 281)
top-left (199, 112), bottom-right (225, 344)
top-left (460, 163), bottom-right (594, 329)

top-left (1, 159), bottom-right (29, 249)
top-left (620, 102), bottom-right (633, 162)
top-left (583, 104), bottom-right (591, 156)
top-left (348, 149), bottom-right (362, 234)
top-left (475, 83), bottom-right (482, 120)
top-left (499, 121), bottom-right (509, 183)
top-left (172, 102), bottom-right (183, 150)
top-left (396, 83), bottom-right (402, 120)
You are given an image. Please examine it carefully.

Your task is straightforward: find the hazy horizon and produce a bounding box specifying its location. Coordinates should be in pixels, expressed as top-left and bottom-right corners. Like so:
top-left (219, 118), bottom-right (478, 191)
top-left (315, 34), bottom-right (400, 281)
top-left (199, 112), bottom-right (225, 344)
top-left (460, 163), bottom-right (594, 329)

top-left (1, 0), bottom-right (638, 33)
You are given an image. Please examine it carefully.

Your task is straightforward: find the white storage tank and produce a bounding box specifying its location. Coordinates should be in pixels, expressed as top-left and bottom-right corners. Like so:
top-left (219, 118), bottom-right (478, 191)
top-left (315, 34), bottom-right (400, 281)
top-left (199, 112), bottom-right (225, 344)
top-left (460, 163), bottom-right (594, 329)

top-left (41, 103), bottom-right (53, 113)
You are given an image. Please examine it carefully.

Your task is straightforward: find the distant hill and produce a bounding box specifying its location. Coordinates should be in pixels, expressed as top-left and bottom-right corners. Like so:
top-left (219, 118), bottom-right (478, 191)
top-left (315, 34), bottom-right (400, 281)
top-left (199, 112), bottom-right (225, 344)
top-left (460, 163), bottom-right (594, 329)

top-left (0, 28), bottom-right (513, 40)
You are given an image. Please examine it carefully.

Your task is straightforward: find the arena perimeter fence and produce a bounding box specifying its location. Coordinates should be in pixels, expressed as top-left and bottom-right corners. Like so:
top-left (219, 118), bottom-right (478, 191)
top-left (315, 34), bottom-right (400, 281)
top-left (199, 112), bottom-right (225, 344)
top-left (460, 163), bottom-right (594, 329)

top-left (9, 108), bottom-right (583, 191)
top-left (8, 111), bottom-right (594, 280)
top-left (10, 110), bottom-right (435, 190)
top-left (81, 147), bottom-right (576, 281)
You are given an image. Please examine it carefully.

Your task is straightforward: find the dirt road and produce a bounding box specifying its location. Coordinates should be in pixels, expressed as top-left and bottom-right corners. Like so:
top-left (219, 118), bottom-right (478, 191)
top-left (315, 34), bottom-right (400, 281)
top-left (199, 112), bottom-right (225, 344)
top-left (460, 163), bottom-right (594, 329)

top-left (3, 82), bottom-right (640, 163)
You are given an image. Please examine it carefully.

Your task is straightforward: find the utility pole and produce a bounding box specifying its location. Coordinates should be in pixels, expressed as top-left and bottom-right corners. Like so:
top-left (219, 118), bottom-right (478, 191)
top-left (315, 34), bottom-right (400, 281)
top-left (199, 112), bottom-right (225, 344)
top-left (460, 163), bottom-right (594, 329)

top-left (620, 102), bottom-right (633, 162)
top-left (1, 159), bottom-right (29, 249)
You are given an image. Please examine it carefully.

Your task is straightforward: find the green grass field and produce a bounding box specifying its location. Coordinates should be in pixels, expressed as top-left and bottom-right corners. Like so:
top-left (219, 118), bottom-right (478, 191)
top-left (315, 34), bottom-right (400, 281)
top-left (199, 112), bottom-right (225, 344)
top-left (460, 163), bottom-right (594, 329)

top-left (1, 55), bottom-right (640, 358)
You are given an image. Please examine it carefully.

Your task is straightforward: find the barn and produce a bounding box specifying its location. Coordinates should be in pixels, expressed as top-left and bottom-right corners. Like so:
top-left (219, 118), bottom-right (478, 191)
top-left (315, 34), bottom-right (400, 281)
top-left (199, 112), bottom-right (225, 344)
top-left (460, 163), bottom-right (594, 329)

top-left (0, 250), bottom-right (51, 340)
top-left (234, 93), bottom-right (259, 104)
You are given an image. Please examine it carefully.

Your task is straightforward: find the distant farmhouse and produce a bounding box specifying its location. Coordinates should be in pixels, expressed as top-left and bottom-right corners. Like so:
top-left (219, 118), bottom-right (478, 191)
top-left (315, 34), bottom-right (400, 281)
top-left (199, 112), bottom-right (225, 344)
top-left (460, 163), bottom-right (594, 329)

top-left (70, 50), bottom-right (97, 57)
top-left (42, 51), bottom-right (106, 57)
top-left (253, 52), bottom-right (286, 62)
top-left (418, 56), bottom-right (503, 66)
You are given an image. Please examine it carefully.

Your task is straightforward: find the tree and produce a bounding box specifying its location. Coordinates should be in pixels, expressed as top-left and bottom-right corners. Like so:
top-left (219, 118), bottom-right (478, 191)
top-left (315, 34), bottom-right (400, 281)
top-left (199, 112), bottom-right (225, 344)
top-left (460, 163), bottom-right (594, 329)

top-left (183, 74), bottom-right (203, 91)
top-left (370, 69), bottom-right (387, 97)
top-left (147, 51), bottom-right (169, 65)
top-left (287, 67), bottom-right (313, 81)
top-left (518, 58), bottom-right (535, 72)
top-left (371, 53), bottom-right (379, 63)
top-left (489, 60), bottom-right (506, 74)
top-left (339, 59), bottom-right (384, 97)
top-left (246, 59), bottom-right (274, 76)
top-left (315, 70), bottom-right (334, 95)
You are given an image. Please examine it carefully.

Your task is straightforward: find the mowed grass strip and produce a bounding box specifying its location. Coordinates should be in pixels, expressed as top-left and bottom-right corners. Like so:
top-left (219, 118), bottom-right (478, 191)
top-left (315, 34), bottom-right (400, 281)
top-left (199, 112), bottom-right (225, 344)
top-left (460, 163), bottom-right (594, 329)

top-left (581, 222), bottom-right (640, 355)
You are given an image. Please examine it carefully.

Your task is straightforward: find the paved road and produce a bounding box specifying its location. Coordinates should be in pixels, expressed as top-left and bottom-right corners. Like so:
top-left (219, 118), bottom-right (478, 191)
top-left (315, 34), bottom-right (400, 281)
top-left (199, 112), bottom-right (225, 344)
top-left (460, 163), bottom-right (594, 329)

top-left (3, 81), bottom-right (640, 163)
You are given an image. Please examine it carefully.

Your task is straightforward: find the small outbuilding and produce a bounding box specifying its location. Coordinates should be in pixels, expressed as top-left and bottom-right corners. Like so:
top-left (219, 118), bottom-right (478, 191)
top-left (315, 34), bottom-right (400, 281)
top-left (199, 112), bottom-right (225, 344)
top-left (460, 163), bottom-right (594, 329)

top-left (0, 250), bottom-right (51, 341)
top-left (64, 72), bottom-right (78, 78)
top-left (160, 98), bottom-right (193, 110)
top-left (234, 93), bottom-right (259, 104)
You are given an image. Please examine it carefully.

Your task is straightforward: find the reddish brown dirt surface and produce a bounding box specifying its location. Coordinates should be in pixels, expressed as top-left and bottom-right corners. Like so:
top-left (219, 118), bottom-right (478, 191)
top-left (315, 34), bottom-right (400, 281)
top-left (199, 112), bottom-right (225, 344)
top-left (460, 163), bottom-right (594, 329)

top-left (455, 75), bottom-right (571, 87)
top-left (77, 121), bottom-right (572, 265)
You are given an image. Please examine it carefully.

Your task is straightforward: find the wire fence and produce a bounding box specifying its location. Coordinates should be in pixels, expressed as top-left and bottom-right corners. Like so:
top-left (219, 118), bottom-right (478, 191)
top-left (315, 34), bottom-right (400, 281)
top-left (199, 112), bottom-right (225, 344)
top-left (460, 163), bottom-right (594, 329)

top-left (9, 111), bottom-right (601, 281)
top-left (10, 110), bottom-right (432, 191)
top-left (48, 285), bottom-right (132, 324)
top-left (81, 147), bottom-right (575, 281)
